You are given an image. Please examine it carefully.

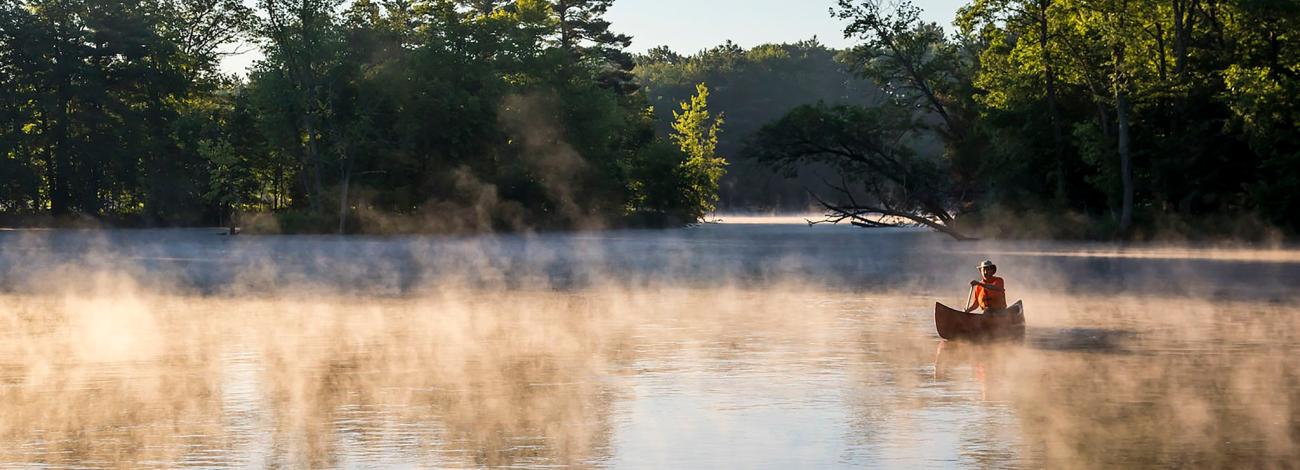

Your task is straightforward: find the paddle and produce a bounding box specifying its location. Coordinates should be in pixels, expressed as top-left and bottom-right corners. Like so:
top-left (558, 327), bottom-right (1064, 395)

top-left (964, 284), bottom-right (975, 313)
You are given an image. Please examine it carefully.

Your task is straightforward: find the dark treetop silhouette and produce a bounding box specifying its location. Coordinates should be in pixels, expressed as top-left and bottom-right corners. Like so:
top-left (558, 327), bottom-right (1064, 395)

top-left (1, 0), bottom-right (1296, 238)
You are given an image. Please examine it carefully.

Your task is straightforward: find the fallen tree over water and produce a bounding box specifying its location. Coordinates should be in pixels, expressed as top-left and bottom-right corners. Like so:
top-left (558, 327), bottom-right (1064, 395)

top-left (747, 103), bottom-right (976, 241)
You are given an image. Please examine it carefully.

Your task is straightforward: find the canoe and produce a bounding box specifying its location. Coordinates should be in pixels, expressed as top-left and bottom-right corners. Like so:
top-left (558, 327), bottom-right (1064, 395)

top-left (934, 300), bottom-right (1025, 341)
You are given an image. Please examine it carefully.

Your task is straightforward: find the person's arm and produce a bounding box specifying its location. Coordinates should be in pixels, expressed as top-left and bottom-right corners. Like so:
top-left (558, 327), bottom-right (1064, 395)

top-left (974, 281), bottom-right (1004, 292)
top-left (965, 281), bottom-right (980, 312)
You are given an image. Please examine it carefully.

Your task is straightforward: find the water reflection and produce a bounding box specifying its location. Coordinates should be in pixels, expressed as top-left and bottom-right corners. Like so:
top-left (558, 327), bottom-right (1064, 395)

top-left (0, 291), bottom-right (633, 468)
top-left (0, 228), bottom-right (1296, 467)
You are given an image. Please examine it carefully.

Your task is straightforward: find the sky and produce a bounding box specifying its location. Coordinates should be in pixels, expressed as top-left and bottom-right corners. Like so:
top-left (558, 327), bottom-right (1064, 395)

top-left (218, 0), bottom-right (967, 76)
top-left (606, 0), bottom-right (965, 53)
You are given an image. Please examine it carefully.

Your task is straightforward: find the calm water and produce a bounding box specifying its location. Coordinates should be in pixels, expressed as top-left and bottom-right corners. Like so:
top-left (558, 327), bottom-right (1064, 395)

top-left (0, 222), bottom-right (1297, 468)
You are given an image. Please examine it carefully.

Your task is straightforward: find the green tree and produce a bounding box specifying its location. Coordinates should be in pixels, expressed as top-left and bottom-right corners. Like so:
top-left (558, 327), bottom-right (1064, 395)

top-left (836, 0), bottom-right (969, 143)
top-left (0, 0), bottom-right (43, 213)
top-left (834, 0), bottom-right (984, 209)
top-left (669, 83), bottom-right (727, 220)
top-left (960, 0), bottom-right (1298, 236)
top-left (744, 1), bottom-right (975, 239)
top-left (253, 0), bottom-right (345, 215)
top-left (958, 0), bottom-right (1070, 202)
top-left (0, 0), bottom-right (735, 232)
top-left (201, 138), bottom-right (258, 228)
top-left (550, 0), bottom-right (635, 92)
top-left (635, 39), bottom-right (879, 211)
top-left (1223, 0), bottom-right (1300, 232)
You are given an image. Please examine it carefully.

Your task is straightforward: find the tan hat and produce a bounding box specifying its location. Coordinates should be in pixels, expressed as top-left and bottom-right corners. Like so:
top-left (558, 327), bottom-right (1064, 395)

top-left (978, 259), bottom-right (996, 269)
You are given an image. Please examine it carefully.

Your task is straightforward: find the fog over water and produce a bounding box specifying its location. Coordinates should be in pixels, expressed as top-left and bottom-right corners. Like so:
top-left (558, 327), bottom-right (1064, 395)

top-left (0, 221), bottom-right (1296, 468)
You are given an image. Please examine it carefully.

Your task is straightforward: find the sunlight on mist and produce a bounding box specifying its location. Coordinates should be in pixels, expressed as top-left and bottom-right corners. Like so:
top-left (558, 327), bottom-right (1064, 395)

top-left (0, 226), bottom-right (1296, 467)
top-left (0, 279), bottom-right (1295, 467)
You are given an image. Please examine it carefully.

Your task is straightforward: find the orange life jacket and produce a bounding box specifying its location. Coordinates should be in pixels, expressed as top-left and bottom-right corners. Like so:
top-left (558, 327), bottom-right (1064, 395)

top-left (976, 276), bottom-right (1007, 311)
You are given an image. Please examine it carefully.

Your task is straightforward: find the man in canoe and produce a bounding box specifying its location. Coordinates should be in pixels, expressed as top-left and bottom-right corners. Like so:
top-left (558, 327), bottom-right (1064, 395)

top-left (965, 259), bottom-right (1007, 313)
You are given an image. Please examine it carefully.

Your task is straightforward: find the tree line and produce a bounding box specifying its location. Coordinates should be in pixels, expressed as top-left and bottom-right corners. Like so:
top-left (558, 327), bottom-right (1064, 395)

top-left (0, 0), bottom-right (725, 232)
top-left (635, 39), bottom-right (884, 212)
top-left (749, 0), bottom-right (1298, 239)
top-left (4, 0), bottom-right (1295, 238)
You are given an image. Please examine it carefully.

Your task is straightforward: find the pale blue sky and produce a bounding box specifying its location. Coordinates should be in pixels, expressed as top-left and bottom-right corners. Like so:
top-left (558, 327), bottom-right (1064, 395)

top-left (219, 0), bottom-right (967, 75)
top-left (606, 0), bottom-right (966, 53)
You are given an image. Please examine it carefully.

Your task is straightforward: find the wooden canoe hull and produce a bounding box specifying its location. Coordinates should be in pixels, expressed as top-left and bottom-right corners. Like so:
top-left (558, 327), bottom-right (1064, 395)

top-left (935, 300), bottom-right (1025, 341)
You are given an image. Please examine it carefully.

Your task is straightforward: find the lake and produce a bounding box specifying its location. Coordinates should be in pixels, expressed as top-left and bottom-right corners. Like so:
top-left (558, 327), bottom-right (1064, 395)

top-left (0, 221), bottom-right (1296, 468)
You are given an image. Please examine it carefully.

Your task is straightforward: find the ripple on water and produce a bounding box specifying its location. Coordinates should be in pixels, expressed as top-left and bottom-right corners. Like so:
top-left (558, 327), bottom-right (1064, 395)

top-left (0, 227), bottom-right (1296, 468)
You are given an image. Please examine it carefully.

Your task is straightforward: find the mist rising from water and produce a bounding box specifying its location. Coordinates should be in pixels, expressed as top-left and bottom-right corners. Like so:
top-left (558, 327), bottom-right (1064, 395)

top-left (0, 223), bottom-right (1296, 467)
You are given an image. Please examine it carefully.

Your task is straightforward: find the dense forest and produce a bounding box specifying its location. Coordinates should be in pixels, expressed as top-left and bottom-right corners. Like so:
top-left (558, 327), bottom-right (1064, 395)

top-left (0, 0), bottom-right (725, 233)
top-left (635, 40), bottom-right (881, 212)
top-left (747, 0), bottom-right (1298, 239)
top-left (1, 0), bottom-right (1297, 238)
